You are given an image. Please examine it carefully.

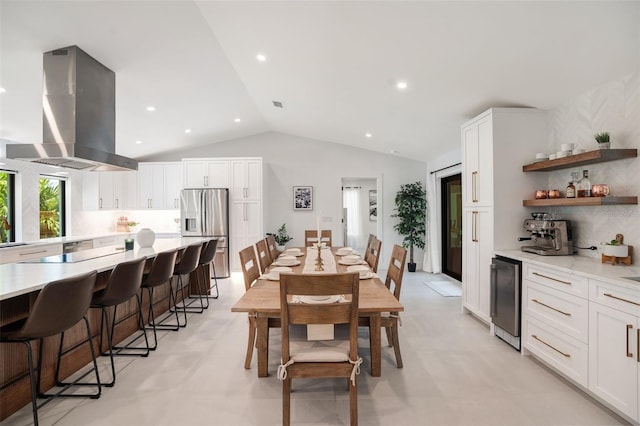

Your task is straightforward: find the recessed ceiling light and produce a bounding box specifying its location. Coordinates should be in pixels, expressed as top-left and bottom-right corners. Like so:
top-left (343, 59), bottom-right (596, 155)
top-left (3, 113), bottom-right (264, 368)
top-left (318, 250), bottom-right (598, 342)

top-left (234, 118), bottom-right (241, 123)
top-left (185, 129), bottom-right (192, 134)
top-left (396, 81), bottom-right (408, 90)
top-left (256, 54), bottom-right (267, 62)
top-left (135, 140), bottom-right (142, 144)
top-left (146, 106), bottom-right (156, 112)
top-left (0, 88), bottom-right (6, 93)
top-left (365, 133), bottom-right (372, 138)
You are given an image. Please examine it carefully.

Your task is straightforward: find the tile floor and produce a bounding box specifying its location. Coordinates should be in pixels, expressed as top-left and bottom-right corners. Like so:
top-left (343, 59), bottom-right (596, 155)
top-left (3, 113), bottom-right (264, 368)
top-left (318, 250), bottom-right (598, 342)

top-left (1, 271), bottom-right (627, 425)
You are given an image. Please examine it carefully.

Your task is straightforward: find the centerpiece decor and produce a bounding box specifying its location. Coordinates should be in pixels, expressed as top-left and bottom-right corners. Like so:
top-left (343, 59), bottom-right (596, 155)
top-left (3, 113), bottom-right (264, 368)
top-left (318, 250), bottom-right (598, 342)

top-left (392, 181), bottom-right (427, 272)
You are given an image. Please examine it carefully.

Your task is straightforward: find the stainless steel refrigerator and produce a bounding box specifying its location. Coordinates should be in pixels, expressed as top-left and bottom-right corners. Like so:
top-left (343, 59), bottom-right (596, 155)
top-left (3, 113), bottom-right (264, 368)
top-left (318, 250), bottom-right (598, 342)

top-left (181, 188), bottom-right (230, 278)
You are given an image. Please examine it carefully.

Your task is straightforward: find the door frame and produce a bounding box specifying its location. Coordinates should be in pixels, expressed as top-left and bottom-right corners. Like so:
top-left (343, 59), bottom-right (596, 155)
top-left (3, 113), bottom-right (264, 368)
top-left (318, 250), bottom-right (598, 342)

top-left (440, 173), bottom-right (462, 281)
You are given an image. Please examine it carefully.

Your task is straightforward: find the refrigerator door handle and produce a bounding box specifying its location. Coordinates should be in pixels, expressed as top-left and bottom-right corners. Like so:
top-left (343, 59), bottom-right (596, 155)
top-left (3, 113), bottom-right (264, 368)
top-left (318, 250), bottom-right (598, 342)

top-left (490, 263), bottom-right (497, 318)
top-left (201, 191), bottom-right (208, 235)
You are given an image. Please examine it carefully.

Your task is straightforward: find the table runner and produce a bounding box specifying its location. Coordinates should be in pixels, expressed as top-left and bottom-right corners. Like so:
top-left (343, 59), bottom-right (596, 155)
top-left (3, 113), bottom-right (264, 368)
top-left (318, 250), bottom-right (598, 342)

top-left (302, 247), bottom-right (337, 274)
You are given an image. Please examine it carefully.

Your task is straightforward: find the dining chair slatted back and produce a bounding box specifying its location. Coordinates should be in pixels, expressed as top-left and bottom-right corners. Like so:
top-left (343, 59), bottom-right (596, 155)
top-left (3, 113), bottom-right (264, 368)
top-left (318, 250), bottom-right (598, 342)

top-left (365, 237), bottom-right (382, 273)
top-left (364, 234), bottom-right (375, 259)
top-left (304, 229), bottom-right (332, 247)
top-left (359, 244), bottom-right (407, 369)
top-left (239, 245), bottom-right (260, 291)
top-left (255, 239), bottom-right (272, 274)
top-left (266, 234), bottom-right (280, 261)
top-left (239, 244), bottom-right (266, 369)
top-left (279, 272), bottom-right (360, 426)
top-left (0, 271), bottom-right (101, 425)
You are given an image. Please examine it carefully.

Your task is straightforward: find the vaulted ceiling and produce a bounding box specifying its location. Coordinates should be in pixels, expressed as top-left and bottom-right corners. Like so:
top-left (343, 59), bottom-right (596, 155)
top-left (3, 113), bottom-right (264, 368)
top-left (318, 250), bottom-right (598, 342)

top-left (1, 1), bottom-right (638, 162)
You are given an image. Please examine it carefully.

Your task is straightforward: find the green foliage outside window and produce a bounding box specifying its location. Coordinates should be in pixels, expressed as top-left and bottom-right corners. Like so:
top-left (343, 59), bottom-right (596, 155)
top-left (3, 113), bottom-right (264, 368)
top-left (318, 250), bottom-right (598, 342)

top-left (39, 177), bottom-right (61, 238)
top-left (0, 173), bottom-right (10, 243)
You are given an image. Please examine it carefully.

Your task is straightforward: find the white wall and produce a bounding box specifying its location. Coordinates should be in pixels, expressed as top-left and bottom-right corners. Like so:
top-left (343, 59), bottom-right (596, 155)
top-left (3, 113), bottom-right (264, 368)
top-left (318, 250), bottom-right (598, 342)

top-left (342, 177), bottom-right (378, 251)
top-left (545, 72), bottom-right (640, 257)
top-left (147, 132), bottom-right (427, 266)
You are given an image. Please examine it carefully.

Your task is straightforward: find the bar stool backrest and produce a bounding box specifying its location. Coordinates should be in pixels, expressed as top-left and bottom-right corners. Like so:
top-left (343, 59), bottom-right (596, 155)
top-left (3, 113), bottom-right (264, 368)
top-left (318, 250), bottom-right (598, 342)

top-left (16, 271), bottom-right (98, 339)
top-left (174, 243), bottom-right (202, 275)
top-left (144, 250), bottom-right (179, 288)
top-left (95, 258), bottom-right (146, 306)
top-left (199, 239), bottom-right (218, 265)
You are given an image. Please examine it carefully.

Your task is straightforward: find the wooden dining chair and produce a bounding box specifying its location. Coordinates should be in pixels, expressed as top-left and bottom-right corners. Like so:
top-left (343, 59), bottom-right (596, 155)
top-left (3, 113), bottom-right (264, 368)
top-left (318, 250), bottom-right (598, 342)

top-left (239, 245), bottom-right (281, 369)
top-left (255, 238), bottom-right (272, 274)
top-left (364, 234), bottom-right (375, 258)
top-left (266, 234), bottom-right (281, 260)
top-left (304, 229), bottom-right (332, 247)
top-left (359, 244), bottom-right (407, 368)
top-left (365, 237), bottom-right (382, 273)
top-left (278, 272), bottom-right (361, 426)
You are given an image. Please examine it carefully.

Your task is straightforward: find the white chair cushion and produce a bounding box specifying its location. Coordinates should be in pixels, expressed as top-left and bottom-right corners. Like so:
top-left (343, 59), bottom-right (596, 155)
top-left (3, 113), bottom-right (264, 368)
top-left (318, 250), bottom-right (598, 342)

top-left (289, 339), bottom-right (350, 363)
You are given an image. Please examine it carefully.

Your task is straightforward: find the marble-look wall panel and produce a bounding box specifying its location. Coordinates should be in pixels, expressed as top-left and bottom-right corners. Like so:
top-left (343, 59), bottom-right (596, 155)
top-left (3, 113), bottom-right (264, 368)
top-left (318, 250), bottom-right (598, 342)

top-left (546, 72), bottom-right (640, 258)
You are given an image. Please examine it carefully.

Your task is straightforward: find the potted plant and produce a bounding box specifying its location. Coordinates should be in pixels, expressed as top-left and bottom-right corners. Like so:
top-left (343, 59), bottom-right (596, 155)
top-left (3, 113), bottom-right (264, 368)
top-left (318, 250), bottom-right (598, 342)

top-left (603, 233), bottom-right (628, 258)
top-left (392, 181), bottom-right (427, 272)
top-left (594, 132), bottom-right (610, 149)
top-left (270, 223), bottom-right (292, 251)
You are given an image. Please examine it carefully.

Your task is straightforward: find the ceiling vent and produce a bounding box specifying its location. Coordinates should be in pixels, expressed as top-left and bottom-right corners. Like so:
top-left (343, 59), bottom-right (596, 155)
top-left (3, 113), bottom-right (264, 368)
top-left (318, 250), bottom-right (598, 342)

top-left (272, 101), bottom-right (283, 108)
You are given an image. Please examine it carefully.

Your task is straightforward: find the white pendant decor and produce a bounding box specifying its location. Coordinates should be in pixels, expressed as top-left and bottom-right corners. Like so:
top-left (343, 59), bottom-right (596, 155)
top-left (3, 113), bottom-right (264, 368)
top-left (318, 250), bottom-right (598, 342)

top-left (136, 228), bottom-right (156, 248)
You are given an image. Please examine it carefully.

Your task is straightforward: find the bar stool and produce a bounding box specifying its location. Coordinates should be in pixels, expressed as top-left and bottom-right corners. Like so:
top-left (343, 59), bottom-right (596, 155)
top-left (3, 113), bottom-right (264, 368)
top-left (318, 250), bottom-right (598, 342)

top-left (193, 238), bottom-right (220, 307)
top-left (0, 271), bottom-right (101, 426)
top-left (141, 249), bottom-right (179, 349)
top-left (172, 243), bottom-right (203, 320)
top-left (89, 257), bottom-right (147, 387)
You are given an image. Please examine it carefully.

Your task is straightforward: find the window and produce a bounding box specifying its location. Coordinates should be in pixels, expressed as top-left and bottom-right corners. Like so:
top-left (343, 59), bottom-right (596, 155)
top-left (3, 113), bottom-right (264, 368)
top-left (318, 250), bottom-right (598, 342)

top-left (39, 176), bottom-right (66, 238)
top-left (0, 170), bottom-right (16, 243)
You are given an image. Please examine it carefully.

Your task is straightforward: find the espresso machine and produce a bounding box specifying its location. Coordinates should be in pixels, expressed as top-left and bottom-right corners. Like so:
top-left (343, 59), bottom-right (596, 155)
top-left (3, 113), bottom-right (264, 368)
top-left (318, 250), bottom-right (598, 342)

top-left (519, 219), bottom-right (574, 255)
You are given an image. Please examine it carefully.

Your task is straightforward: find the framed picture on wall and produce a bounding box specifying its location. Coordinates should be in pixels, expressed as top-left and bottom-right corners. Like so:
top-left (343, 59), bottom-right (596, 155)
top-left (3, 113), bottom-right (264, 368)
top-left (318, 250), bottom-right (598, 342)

top-left (293, 186), bottom-right (313, 211)
top-left (369, 190), bottom-right (377, 221)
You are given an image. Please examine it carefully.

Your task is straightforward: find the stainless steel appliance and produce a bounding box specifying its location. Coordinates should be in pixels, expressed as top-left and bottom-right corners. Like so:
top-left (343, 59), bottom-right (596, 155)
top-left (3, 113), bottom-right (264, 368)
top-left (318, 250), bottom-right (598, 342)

top-left (63, 239), bottom-right (94, 253)
top-left (519, 219), bottom-right (573, 256)
top-left (181, 188), bottom-right (229, 278)
top-left (490, 256), bottom-right (522, 350)
top-left (6, 46), bottom-right (137, 171)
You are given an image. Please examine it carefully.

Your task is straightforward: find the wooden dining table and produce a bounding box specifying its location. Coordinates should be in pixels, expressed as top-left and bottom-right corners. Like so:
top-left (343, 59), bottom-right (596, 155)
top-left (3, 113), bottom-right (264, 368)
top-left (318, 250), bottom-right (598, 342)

top-left (231, 246), bottom-right (404, 377)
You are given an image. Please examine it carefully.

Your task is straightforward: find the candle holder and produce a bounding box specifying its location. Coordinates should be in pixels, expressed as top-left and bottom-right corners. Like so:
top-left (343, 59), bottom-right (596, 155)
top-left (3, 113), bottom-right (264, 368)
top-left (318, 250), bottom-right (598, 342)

top-left (314, 245), bottom-right (324, 271)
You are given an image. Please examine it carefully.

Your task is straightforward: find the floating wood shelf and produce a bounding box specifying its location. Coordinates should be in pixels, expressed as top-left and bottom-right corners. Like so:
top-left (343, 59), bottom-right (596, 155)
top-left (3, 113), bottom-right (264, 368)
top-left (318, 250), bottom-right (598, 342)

top-left (523, 149), bottom-right (638, 172)
top-left (522, 196), bottom-right (638, 207)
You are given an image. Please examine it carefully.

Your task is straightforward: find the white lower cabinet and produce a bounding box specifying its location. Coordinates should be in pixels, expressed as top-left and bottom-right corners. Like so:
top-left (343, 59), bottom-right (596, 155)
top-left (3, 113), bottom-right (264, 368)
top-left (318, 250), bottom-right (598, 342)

top-left (0, 243), bottom-right (62, 264)
top-left (522, 260), bottom-right (639, 423)
top-left (588, 279), bottom-right (640, 422)
top-left (462, 207), bottom-right (492, 323)
top-left (229, 200), bottom-right (262, 271)
top-left (93, 235), bottom-right (125, 248)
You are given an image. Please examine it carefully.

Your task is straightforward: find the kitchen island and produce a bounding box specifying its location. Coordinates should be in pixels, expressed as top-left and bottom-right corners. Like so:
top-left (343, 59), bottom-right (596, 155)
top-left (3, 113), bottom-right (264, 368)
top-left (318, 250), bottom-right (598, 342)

top-left (0, 237), bottom-right (210, 421)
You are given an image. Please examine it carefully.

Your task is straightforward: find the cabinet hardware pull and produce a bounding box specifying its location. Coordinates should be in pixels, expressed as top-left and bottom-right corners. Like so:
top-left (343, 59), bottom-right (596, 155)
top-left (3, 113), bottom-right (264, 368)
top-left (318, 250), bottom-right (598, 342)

top-left (243, 187), bottom-right (248, 198)
top-left (472, 171), bottom-right (478, 203)
top-left (471, 212), bottom-right (478, 243)
top-left (604, 293), bottom-right (640, 307)
top-left (637, 329), bottom-right (639, 363)
top-left (532, 334), bottom-right (570, 358)
top-left (243, 204), bottom-right (247, 221)
top-left (204, 176), bottom-right (208, 186)
top-left (531, 272), bottom-right (571, 285)
top-left (626, 324), bottom-right (633, 358)
top-left (115, 199), bottom-right (119, 209)
top-left (99, 198), bottom-right (103, 209)
top-left (20, 250), bottom-right (47, 256)
top-left (532, 299), bottom-right (571, 316)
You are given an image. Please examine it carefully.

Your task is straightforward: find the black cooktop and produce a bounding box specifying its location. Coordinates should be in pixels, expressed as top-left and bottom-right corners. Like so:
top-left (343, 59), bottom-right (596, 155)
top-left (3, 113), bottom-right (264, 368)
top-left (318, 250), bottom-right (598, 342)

top-left (22, 247), bottom-right (126, 263)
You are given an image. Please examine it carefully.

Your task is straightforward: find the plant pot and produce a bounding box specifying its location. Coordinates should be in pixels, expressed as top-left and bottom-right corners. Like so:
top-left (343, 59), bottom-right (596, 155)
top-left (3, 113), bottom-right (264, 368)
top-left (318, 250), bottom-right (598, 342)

top-left (407, 263), bottom-right (417, 272)
top-left (277, 245), bottom-right (286, 252)
top-left (598, 142), bottom-right (610, 149)
top-left (603, 244), bottom-right (628, 258)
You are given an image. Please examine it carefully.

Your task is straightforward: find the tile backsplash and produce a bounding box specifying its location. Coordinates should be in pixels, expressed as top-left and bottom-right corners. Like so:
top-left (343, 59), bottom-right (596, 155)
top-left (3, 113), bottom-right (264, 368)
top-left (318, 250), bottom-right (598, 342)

top-left (545, 72), bottom-right (639, 258)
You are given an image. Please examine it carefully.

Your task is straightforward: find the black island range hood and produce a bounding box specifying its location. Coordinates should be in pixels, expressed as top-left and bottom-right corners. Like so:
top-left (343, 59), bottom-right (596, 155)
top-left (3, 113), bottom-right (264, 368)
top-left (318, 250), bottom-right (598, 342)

top-left (6, 46), bottom-right (137, 171)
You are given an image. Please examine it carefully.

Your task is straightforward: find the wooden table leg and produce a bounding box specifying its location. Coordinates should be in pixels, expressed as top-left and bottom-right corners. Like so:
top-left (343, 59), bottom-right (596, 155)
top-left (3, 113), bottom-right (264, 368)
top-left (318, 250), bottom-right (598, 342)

top-left (256, 315), bottom-right (269, 377)
top-left (369, 313), bottom-right (381, 377)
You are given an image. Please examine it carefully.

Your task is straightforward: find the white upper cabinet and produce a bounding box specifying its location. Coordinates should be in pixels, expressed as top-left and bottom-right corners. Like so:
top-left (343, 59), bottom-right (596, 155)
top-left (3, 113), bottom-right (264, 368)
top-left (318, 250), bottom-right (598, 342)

top-left (83, 171), bottom-right (136, 210)
top-left (231, 159), bottom-right (261, 201)
top-left (183, 159), bottom-right (230, 188)
top-left (137, 162), bottom-right (183, 209)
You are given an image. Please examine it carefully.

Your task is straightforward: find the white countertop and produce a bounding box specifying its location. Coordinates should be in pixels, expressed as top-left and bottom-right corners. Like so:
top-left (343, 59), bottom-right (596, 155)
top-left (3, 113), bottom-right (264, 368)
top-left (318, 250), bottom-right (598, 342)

top-left (0, 237), bottom-right (208, 301)
top-left (495, 249), bottom-right (640, 291)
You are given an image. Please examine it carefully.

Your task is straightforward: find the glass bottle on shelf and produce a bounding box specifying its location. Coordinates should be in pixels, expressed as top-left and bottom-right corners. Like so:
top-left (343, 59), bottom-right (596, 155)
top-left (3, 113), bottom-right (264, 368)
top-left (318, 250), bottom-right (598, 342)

top-left (577, 169), bottom-right (591, 197)
top-left (566, 181), bottom-right (576, 198)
